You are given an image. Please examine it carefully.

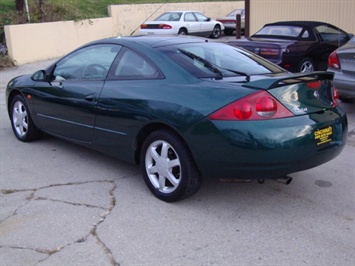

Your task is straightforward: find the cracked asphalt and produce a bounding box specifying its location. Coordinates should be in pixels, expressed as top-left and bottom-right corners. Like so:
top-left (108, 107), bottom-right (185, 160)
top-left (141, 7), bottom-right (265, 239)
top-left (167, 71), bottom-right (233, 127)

top-left (1, 58), bottom-right (354, 266)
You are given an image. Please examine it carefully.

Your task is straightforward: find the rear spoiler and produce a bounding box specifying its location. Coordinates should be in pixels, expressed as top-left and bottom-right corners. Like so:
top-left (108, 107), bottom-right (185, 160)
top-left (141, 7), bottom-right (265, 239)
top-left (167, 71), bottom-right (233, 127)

top-left (243, 71), bottom-right (334, 90)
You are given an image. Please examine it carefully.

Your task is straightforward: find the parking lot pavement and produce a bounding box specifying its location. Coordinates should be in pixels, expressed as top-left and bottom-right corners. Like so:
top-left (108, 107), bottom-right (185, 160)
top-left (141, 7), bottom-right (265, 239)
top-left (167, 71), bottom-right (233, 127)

top-left (0, 60), bottom-right (354, 266)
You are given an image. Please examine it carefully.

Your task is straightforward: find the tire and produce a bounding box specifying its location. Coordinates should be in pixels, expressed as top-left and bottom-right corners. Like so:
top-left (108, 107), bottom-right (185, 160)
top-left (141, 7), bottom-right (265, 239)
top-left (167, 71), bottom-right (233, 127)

top-left (178, 28), bottom-right (187, 35)
top-left (140, 129), bottom-right (202, 202)
top-left (10, 95), bottom-right (41, 142)
top-left (224, 29), bottom-right (234, 36)
top-left (298, 57), bottom-right (315, 73)
top-left (211, 25), bottom-right (221, 39)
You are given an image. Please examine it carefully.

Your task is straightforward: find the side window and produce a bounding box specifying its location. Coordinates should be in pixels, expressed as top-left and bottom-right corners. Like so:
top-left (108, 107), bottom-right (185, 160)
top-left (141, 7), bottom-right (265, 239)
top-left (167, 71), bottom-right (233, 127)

top-left (184, 12), bottom-right (197, 22)
top-left (109, 49), bottom-right (162, 80)
top-left (194, 12), bottom-right (208, 22)
top-left (316, 25), bottom-right (347, 42)
top-left (301, 30), bottom-right (310, 39)
top-left (53, 44), bottom-right (121, 80)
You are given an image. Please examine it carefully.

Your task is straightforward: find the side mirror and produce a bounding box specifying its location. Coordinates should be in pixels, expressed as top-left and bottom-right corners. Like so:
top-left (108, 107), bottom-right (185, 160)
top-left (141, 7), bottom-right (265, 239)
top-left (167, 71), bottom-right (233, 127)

top-left (31, 70), bottom-right (47, 81)
top-left (206, 17), bottom-right (211, 22)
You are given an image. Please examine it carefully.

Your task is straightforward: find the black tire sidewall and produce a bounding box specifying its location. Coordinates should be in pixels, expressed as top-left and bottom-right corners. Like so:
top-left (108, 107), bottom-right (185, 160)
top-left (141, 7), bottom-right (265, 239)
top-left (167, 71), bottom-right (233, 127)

top-left (140, 129), bottom-right (200, 202)
top-left (10, 95), bottom-right (38, 142)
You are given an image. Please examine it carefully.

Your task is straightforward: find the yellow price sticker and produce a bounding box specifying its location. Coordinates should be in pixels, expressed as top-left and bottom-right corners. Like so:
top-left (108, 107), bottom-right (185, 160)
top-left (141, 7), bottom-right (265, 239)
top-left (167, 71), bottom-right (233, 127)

top-left (314, 126), bottom-right (332, 146)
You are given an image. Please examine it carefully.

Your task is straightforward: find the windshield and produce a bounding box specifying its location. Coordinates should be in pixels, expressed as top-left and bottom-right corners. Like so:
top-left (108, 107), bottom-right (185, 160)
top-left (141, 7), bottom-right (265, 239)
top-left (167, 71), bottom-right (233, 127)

top-left (158, 42), bottom-right (285, 79)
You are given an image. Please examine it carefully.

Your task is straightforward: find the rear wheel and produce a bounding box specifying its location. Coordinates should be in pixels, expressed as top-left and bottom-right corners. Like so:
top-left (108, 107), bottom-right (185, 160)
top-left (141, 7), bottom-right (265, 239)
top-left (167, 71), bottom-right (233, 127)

top-left (224, 29), bottom-right (234, 36)
top-left (140, 129), bottom-right (202, 202)
top-left (211, 25), bottom-right (222, 39)
top-left (10, 95), bottom-right (41, 142)
top-left (178, 28), bottom-right (187, 35)
top-left (298, 57), bottom-right (315, 73)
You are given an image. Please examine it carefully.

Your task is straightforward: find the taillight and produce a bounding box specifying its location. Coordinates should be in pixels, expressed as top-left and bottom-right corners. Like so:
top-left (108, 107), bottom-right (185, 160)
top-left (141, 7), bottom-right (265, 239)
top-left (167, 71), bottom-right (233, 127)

top-left (159, 24), bottom-right (172, 29)
top-left (259, 48), bottom-right (279, 56)
top-left (307, 81), bottom-right (321, 89)
top-left (140, 24), bottom-right (147, 29)
top-left (332, 86), bottom-right (339, 107)
top-left (328, 51), bottom-right (340, 69)
top-left (259, 48), bottom-right (279, 59)
top-left (209, 91), bottom-right (294, 121)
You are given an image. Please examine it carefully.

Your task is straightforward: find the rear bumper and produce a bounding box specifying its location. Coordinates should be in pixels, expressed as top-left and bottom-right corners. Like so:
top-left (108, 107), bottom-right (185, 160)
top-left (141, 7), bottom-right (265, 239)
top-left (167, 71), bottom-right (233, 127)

top-left (186, 108), bottom-right (347, 179)
top-left (331, 71), bottom-right (355, 98)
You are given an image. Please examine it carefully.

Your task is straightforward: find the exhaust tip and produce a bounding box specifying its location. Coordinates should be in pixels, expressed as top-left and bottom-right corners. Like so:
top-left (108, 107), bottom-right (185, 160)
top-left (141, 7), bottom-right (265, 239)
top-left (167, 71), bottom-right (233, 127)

top-left (275, 176), bottom-right (293, 185)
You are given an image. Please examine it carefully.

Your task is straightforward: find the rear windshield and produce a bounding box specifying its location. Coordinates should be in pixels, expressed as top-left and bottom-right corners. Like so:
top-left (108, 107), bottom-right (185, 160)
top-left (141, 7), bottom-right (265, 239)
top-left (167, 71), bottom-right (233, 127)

top-left (158, 42), bottom-right (285, 79)
top-left (253, 25), bottom-right (315, 40)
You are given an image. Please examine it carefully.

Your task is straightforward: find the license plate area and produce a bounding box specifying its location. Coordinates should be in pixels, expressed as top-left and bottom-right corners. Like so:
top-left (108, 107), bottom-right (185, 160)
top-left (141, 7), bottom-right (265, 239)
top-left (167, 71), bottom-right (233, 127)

top-left (314, 126), bottom-right (333, 148)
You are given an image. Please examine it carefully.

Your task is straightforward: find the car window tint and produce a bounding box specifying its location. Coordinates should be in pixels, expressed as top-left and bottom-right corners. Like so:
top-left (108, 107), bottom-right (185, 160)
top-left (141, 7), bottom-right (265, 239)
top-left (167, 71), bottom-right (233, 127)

top-left (184, 12), bottom-right (197, 22)
top-left (316, 25), bottom-right (347, 42)
top-left (159, 43), bottom-right (284, 78)
top-left (194, 12), bottom-right (208, 22)
top-left (255, 25), bottom-right (303, 38)
top-left (109, 49), bottom-right (161, 80)
top-left (155, 12), bottom-right (170, 21)
top-left (301, 30), bottom-right (310, 38)
top-left (53, 44), bottom-right (121, 80)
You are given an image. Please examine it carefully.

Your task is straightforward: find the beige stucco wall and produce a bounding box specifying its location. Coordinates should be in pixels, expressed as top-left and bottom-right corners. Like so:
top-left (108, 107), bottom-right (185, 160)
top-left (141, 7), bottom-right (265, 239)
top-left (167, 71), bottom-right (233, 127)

top-left (4, 1), bottom-right (354, 65)
top-left (5, 17), bottom-right (114, 65)
top-left (249, 0), bottom-right (355, 35)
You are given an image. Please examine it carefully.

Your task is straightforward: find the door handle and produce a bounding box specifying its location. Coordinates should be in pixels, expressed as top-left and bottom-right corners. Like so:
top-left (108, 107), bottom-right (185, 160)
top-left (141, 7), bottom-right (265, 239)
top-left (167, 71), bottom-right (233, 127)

top-left (85, 94), bottom-right (95, 102)
top-left (50, 81), bottom-right (63, 89)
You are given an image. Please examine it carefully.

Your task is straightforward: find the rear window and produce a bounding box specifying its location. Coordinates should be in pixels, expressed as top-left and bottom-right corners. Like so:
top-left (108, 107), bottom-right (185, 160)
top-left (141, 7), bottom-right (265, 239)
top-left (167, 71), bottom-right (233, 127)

top-left (253, 25), bottom-right (315, 40)
top-left (158, 42), bottom-right (285, 79)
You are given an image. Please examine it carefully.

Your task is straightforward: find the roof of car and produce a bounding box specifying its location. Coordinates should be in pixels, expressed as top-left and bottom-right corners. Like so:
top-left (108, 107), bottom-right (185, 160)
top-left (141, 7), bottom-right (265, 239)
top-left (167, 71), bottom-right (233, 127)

top-left (264, 21), bottom-right (330, 28)
top-left (89, 35), bottom-right (209, 48)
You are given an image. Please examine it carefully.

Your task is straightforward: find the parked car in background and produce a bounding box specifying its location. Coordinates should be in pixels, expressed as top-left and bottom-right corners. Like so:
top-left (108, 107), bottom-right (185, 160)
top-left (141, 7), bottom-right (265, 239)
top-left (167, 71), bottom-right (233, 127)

top-left (229, 21), bottom-right (353, 73)
top-left (140, 11), bottom-right (224, 38)
top-left (6, 36), bottom-right (347, 202)
top-left (216, 8), bottom-right (245, 36)
top-left (327, 36), bottom-right (355, 102)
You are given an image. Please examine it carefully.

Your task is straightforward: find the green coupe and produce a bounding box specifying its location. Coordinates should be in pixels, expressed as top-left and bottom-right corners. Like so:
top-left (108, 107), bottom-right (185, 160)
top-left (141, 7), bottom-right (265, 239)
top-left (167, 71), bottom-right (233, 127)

top-left (6, 36), bottom-right (347, 202)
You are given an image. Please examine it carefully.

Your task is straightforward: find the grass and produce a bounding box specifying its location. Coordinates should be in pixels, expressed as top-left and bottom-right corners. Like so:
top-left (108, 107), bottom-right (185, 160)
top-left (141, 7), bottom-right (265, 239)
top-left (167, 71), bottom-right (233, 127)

top-left (0, 0), bottom-right (231, 20)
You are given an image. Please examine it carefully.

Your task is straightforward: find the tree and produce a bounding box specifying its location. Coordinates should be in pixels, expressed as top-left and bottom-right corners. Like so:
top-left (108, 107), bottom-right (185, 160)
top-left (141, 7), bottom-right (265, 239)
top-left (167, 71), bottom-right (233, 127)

top-left (15, 0), bottom-right (25, 12)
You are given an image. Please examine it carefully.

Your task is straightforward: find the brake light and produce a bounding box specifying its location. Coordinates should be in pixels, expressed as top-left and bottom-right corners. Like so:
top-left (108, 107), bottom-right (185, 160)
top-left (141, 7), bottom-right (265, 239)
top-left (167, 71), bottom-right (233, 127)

top-left (332, 86), bottom-right (339, 107)
top-left (307, 81), bottom-right (321, 89)
top-left (140, 24), bottom-right (172, 29)
top-left (159, 24), bottom-right (172, 29)
top-left (328, 51), bottom-right (340, 69)
top-left (209, 91), bottom-right (294, 121)
top-left (259, 48), bottom-right (279, 56)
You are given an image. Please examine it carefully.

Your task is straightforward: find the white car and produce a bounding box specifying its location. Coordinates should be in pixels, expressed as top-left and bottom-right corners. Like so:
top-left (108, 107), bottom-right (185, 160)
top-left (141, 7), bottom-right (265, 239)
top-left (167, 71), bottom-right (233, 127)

top-left (140, 11), bottom-right (224, 39)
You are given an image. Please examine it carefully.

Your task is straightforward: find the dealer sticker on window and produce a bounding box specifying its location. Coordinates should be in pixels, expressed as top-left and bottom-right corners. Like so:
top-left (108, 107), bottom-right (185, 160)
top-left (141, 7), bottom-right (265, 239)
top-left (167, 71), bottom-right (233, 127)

top-left (314, 126), bottom-right (333, 148)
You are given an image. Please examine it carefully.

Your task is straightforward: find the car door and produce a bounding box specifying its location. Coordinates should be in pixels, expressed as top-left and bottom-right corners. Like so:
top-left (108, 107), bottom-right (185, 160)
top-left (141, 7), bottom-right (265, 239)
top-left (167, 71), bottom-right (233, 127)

top-left (32, 44), bottom-right (121, 142)
top-left (94, 47), bottom-right (164, 161)
top-left (183, 12), bottom-right (200, 34)
top-left (194, 12), bottom-right (213, 34)
top-left (315, 24), bottom-right (351, 70)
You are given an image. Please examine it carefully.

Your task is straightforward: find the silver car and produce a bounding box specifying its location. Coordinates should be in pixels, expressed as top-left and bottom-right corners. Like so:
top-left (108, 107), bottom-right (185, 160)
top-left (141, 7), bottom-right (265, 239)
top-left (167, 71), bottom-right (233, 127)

top-left (216, 8), bottom-right (245, 36)
top-left (327, 36), bottom-right (355, 102)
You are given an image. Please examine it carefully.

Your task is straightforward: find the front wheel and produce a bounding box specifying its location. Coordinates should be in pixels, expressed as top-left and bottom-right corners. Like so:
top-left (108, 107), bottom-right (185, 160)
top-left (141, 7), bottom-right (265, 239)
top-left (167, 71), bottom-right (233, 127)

top-left (140, 129), bottom-right (202, 202)
top-left (211, 25), bottom-right (221, 39)
top-left (10, 95), bottom-right (41, 142)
